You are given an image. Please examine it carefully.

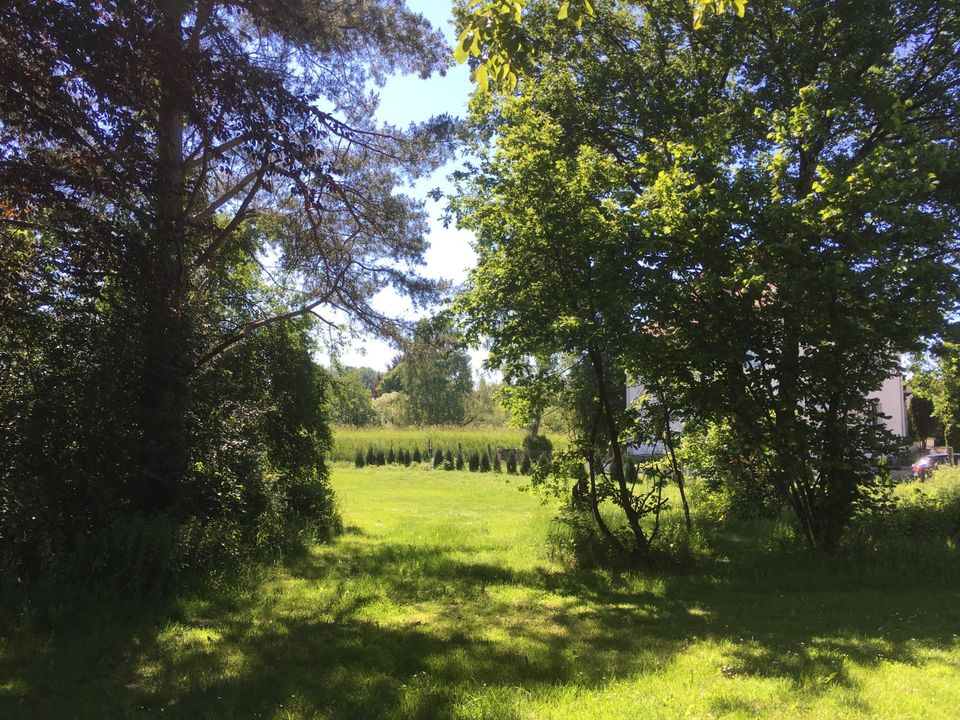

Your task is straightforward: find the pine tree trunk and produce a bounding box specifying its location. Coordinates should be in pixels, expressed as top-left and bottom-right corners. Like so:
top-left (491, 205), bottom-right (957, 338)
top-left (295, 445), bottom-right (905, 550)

top-left (137, 3), bottom-right (190, 513)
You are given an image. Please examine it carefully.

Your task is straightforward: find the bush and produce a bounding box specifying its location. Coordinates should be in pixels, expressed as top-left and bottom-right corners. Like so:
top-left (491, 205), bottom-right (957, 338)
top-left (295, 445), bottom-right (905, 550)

top-left (480, 452), bottom-right (491, 472)
top-left (523, 433), bottom-right (553, 463)
top-left (520, 453), bottom-right (532, 475)
top-left (387, 446), bottom-right (396, 464)
top-left (413, 447), bottom-right (422, 463)
top-left (456, 445), bottom-right (464, 471)
top-left (682, 420), bottom-right (782, 520)
top-left (506, 451), bottom-right (518, 474)
top-left (0, 313), bottom-right (341, 605)
top-left (468, 451), bottom-right (480, 472)
top-left (354, 450), bottom-right (365, 468)
top-left (433, 448), bottom-right (443, 468)
top-left (493, 454), bottom-right (502, 473)
top-left (444, 449), bottom-right (454, 471)
top-left (376, 448), bottom-right (386, 466)
top-left (366, 445), bottom-right (376, 466)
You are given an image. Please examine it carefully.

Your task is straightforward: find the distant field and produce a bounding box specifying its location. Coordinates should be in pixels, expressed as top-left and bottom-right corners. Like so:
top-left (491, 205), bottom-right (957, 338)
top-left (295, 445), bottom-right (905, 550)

top-left (330, 425), bottom-right (566, 463)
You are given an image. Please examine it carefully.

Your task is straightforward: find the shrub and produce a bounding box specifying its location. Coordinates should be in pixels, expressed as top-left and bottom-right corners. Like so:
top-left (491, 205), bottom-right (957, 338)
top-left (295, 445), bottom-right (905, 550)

top-left (387, 446), bottom-right (396, 464)
top-left (520, 453), bottom-right (532, 475)
top-left (433, 448), bottom-right (443, 468)
top-left (456, 445), bottom-right (464, 471)
top-left (413, 447), bottom-right (422, 463)
top-left (376, 448), bottom-right (386, 466)
top-left (354, 450), bottom-right (365, 468)
top-left (506, 451), bottom-right (518, 474)
top-left (366, 445), bottom-right (376, 466)
top-left (444, 449), bottom-right (454, 471)
top-left (480, 452), bottom-right (491, 472)
top-left (468, 451), bottom-right (480, 472)
top-left (523, 433), bottom-right (553, 463)
top-left (493, 454), bottom-right (502, 472)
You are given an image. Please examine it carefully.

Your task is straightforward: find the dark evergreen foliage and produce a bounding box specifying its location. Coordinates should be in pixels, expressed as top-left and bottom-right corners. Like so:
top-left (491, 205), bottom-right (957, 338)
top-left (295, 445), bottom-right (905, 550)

top-left (520, 454), bottom-right (532, 475)
top-left (480, 453), bottom-right (491, 473)
top-left (0, 0), bottom-right (449, 597)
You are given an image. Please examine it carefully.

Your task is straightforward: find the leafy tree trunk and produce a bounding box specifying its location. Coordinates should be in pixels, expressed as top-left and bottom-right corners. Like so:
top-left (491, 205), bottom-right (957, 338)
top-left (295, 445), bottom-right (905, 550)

top-left (662, 409), bottom-right (691, 532)
top-left (588, 346), bottom-right (649, 559)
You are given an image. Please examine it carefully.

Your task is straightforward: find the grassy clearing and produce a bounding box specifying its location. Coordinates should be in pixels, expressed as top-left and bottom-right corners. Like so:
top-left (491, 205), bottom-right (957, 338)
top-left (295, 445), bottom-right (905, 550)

top-left (2, 466), bottom-right (960, 719)
top-left (330, 425), bottom-right (560, 463)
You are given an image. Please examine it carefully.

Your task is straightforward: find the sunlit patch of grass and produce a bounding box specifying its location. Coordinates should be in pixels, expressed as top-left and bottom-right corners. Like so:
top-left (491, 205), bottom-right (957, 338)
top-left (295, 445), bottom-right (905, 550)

top-left (2, 465), bottom-right (960, 718)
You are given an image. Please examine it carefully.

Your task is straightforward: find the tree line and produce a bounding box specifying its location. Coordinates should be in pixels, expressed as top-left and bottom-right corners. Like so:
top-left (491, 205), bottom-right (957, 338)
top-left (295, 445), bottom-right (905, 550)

top-left (327, 316), bottom-right (508, 428)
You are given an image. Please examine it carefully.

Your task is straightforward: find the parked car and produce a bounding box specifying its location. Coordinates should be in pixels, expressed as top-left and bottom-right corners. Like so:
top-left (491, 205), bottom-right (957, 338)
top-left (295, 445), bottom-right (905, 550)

top-left (911, 453), bottom-right (953, 479)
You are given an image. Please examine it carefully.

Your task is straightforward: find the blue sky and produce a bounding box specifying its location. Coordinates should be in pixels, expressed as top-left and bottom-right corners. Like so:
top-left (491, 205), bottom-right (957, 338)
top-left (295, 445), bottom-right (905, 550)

top-left (321, 0), bottom-right (480, 373)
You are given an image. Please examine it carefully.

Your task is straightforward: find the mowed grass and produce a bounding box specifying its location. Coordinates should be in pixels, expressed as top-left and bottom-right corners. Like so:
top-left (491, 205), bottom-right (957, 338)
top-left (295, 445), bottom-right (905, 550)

top-left (3, 466), bottom-right (960, 719)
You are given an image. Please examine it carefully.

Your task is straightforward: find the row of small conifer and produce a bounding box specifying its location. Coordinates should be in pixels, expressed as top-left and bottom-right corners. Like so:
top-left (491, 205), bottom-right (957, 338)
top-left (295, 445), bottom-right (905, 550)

top-left (353, 445), bottom-right (533, 474)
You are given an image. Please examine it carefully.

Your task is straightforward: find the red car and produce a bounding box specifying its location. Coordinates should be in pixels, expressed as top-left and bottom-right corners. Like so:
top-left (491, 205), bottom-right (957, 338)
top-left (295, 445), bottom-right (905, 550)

top-left (911, 453), bottom-right (953, 479)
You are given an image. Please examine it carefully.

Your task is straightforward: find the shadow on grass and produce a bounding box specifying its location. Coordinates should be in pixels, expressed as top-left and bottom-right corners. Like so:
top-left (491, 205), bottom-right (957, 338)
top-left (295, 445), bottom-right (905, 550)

top-left (2, 531), bottom-right (960, 719)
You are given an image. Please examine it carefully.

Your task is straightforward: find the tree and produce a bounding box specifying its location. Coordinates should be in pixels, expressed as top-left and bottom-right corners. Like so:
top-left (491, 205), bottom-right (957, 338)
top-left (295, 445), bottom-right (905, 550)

top-left (463, 376), bottom-right (509, 426)
top-left (402, 316), bottom-right (475, 426)
top-left (912, 341), bottom-right (960, 451)
top-left (0, 0), bottom-right (447, 584)
top-left (454, 0), bottom-right (960, 554)
top-left (1, 1), bottom-right (451, 512)
top-left (452, 63), bottom-right (666, 559)
top-left (329, 367), bottom-right (379, 426)
top-left (454, 0), bottom-right (746, 90)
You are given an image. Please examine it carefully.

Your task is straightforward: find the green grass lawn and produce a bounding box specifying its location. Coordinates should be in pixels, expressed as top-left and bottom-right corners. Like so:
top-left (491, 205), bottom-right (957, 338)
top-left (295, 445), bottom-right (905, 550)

top-left (2, 466), bottom-right (960, 719)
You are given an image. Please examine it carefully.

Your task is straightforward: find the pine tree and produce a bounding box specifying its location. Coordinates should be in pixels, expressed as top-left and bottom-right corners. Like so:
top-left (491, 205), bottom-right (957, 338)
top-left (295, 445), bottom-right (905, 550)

top-left (520, 454), bottom-right (531, 475)
top-left (468, 451), bottom-right (480, 472)
top-left (493, 453), bottom-right (502, 473)
top-left (444, 449), bottom-right (455, 471)
top-left (455, 445), bottom-right (465, 471)
top-left (366, 446), bottom-right (377, 466)
top-left (506, 451), bottom-right (518, 474)
top-left (355, 450), bottom-right (366, 468)
top-left (434, 448), bottom-right (444, 468)
top-left (376, 449), bottom-right (386, 466)
top-left (413, 447), bottom-right (422, 464)
top-left (480, 453), bottom-right (491, 473)
top-left (387, 446), bottom-right (396, 464)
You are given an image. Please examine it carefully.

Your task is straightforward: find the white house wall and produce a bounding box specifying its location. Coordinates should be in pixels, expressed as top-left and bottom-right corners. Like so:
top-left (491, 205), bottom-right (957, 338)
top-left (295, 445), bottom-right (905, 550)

top-left (626, 373), bottom-right (907, 457)
top-left (867, 374), bottom-right (907, 438)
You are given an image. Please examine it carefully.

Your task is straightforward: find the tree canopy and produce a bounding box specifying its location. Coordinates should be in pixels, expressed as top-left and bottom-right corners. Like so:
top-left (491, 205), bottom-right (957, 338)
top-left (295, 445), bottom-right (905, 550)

top-left (453, 0), bottom-right (960, 553)
top-left (0, 0), bottom-right (451, 590)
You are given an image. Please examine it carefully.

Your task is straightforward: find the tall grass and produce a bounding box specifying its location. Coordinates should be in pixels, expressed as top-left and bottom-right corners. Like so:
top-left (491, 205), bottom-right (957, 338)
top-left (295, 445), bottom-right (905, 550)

top-left (330, 425), bottom-right (565, 463)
